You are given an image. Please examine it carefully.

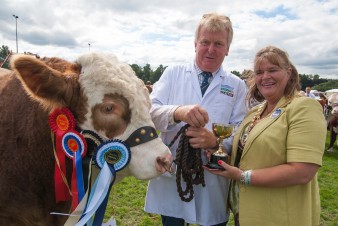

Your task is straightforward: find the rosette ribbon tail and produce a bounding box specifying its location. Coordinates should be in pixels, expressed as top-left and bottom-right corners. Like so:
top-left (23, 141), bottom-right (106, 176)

top-left (75, 162), bottom-right (116, 226)
top-left (60, 130), bottom-right (87, 211)
top-left (75, 139), bottom-right (130, 225)
top-left (92, 164), bottom-right (116, 226)
top-left (71, 149), bottom-right (86, 210)
top-left (49, 108), bottom-right (76, 203)
top-left (54, 139), bottom-right (71, 202)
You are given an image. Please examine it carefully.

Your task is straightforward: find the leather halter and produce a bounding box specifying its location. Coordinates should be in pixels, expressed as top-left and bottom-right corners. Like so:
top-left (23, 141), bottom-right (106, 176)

top-left (80, 126), bottom-right (158, 154)
top-left (124, 126), bottom-right (158, 147)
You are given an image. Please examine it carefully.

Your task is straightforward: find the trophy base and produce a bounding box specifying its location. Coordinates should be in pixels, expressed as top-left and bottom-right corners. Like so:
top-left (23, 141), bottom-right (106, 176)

top-left (205, 154), bottom-right (229, 171)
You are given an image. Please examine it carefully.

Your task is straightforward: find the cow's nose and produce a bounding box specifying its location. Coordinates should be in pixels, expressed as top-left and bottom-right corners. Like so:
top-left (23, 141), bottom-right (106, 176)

top-left (155, 153), bottom-right (173, 173)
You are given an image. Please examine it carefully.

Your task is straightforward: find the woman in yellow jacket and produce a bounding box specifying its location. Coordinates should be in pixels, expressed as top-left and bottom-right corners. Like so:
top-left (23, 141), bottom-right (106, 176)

top-left (205, 46), bottom-right (326, 226)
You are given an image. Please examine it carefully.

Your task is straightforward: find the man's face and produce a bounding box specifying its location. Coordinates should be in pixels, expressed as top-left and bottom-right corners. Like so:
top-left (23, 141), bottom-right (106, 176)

top-left (194, 26), bottom-right (229, 72)
top-left (306, 87), bottom-right (311, 93)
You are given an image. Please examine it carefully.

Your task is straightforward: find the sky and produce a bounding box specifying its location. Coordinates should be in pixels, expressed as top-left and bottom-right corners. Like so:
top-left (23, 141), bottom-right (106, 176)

top-left (1, 0), bottom-right (338, 79)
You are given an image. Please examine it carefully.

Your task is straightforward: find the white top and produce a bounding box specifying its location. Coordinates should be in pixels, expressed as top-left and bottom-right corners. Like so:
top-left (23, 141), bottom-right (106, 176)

top-left (144, 61), bottom-right (248, 225)
top-left (306, 92), bottom-right (316, 98)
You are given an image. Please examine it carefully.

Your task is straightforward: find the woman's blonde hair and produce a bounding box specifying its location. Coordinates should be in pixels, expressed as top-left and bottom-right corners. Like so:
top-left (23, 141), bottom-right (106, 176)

top-left (246, 46), bottom-right (301, 103)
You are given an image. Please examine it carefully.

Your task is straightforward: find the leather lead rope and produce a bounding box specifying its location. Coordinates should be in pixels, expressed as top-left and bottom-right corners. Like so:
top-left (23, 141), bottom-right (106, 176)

top-left (168, 124), bottom-right (205, 202)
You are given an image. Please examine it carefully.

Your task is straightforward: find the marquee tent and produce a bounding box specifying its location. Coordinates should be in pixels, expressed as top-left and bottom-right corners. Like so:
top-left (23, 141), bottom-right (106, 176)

top-left (325, 89), bottom-right (338, 96)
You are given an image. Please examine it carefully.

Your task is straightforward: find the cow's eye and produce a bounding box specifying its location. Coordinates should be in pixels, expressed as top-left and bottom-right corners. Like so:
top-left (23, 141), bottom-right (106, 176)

top-left (105, 105), bottom-right (113, 112)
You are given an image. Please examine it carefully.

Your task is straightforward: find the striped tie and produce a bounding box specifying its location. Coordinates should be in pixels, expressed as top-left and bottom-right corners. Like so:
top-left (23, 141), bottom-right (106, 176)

top-left (200, 71), bottom-right (212, 96)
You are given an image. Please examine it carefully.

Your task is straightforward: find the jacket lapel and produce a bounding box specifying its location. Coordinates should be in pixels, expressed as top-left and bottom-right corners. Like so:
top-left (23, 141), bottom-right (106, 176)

top-left (186, 63), bottom-right (204, 99)
top-left (240, 96), bottom-right (290, 159)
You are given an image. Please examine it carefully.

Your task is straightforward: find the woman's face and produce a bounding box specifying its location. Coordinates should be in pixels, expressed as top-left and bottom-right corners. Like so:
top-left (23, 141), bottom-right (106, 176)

top-left (254, 58), bottom-right (291, 103)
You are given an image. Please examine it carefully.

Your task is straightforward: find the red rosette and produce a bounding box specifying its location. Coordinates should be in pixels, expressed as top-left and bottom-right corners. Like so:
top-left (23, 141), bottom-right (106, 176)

top-left (48, 107), bottom-right (77, 203)
top-left (49, 108), bottom-right (76, 133)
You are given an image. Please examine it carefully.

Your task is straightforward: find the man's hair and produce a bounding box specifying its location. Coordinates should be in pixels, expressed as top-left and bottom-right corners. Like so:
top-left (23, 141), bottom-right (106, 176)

top-left (194, 13), bottom-right (233, 49)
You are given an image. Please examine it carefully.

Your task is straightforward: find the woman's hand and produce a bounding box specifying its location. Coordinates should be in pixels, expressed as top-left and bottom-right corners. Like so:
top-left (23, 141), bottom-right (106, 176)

top-left (203, 160), bottom-right (242, 181)
top-left (204, 161), bottom-right (321, 187)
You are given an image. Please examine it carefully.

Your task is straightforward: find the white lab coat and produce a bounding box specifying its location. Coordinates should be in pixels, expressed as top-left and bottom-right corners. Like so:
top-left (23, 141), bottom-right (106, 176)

top-left (144, 61), bottom-right (247, 225)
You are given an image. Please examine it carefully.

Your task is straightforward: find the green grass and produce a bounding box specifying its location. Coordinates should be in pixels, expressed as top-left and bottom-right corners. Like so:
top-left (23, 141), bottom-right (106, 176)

top-left (105, 132), bottom-right (338, 226)
top-left (318, 134), bottom-right (338, 225)
top-left (105, 177), bottom-right (161, 226)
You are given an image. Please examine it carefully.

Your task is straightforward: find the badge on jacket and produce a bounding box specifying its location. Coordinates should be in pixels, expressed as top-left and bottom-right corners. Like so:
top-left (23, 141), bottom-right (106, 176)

top-left (220, 84), bottom-right (234, 97)
top-left (271, 108), bottom-right (282, 118)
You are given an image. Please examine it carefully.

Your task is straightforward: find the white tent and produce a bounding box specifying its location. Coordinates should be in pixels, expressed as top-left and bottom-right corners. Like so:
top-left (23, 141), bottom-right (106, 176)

top-left (325, 89), bottom-right (338, 96)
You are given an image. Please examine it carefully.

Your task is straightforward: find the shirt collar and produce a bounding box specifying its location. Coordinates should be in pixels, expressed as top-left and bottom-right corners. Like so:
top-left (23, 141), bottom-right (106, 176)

top-left (194, 62), bottom-right (220, 77)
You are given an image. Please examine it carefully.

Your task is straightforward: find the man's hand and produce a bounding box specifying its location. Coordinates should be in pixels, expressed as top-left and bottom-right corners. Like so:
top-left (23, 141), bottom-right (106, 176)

top-left (186, 126), bottom-right (217, 149)
top-left (174, 105), bottom-right (209, 127)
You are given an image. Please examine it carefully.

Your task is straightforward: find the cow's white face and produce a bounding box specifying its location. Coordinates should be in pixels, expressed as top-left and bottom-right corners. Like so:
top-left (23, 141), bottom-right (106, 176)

top-left (11, 52), bottom-right (172, 181)
top-left (328, 94), bottom-right (338, 114)
top-left (76, 52), bottom-right (171, 180)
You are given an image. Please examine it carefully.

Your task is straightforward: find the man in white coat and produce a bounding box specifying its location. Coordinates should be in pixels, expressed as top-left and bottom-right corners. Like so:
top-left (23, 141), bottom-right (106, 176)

top-left (305, 86), bottom-right (316, 99)
top-left (145, 13), bottom-right (247, 226)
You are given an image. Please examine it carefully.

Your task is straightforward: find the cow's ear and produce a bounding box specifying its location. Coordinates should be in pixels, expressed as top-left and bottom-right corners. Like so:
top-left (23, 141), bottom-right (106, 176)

top-left (11, 54), bottom-right (76, 110)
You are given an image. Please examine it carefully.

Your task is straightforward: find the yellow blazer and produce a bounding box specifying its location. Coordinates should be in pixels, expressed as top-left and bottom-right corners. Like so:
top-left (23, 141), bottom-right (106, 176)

top-left (231, 95), bottom-right (326, 226)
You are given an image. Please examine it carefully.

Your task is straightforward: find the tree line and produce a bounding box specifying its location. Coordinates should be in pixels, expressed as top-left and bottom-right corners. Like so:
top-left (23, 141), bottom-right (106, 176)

top-left (1, 45), bottom-right (337, 92)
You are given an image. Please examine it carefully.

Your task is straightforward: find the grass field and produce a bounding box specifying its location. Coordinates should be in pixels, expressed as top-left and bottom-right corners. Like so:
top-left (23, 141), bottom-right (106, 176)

top-left (105, 133), bottom-right (338, 226)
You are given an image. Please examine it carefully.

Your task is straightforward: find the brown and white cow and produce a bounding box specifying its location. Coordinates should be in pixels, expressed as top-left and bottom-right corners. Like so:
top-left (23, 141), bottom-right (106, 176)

top-left (0, 52), bottom-right (172, 226)
top-left (327, 93), bottom-right (338, 152)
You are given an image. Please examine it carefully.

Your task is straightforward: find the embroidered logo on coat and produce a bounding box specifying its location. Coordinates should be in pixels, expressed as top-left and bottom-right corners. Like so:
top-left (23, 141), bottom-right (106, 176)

top-left (220, 85), bottom-right (234, 97)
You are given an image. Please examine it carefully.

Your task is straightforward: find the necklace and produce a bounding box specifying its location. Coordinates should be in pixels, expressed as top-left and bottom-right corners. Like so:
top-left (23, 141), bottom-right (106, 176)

top-left (240, 96), bottom-right (294, 147)
top-left (247, 103), bottom-right (269, 133)
top-left (239, 103), bottom-right (269, 146)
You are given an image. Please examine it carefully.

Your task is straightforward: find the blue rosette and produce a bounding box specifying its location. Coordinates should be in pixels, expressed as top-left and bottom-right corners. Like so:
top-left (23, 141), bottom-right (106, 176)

top-left (62, 131), bottom-right (87, 158)
top-left (93, 139), bottom-right (131, 172)
top-left (76, 139), bottom-right (131, 226)
top-left (61, 131), bottom-right (87, 210)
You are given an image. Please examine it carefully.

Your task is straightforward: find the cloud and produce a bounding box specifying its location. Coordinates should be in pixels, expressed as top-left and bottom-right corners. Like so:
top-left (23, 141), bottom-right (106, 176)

top-left (21, 30), bottom-right (78, 47)
top-left (1, 0), bottom-right (337, 78)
